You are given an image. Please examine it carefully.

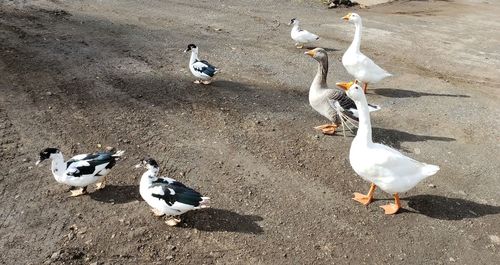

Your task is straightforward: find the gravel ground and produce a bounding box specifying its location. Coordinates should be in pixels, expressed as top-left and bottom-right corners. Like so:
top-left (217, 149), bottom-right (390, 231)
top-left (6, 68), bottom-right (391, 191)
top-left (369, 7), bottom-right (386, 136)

top-left (0, 0), bottom-right (499, 264)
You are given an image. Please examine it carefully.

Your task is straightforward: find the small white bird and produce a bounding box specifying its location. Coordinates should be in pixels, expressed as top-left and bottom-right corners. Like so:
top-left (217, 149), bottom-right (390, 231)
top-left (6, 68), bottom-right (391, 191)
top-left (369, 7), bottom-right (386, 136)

top-left (343, 81), bottom-right (439, 214)
top-left (184, 44), bottom-right (219, 84)
top-left (36, 147), bottom-right (125, 196)
top-left (342, 13), bottom-right (392, 93)
top-left (289, 18), bottom-right (320, 49)
top-left (136, 158), bottom-right (210, 226)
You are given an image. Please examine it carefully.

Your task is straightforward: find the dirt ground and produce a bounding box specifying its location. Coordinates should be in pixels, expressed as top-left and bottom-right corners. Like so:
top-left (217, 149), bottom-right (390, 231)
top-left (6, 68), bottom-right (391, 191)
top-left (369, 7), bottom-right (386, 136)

top-left (1, 0), bottom-right (499, 264)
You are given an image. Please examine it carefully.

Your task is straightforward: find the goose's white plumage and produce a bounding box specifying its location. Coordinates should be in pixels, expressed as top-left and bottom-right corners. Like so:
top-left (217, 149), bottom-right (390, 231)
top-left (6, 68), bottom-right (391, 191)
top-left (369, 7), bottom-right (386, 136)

top-left (342, 13), bottom-right (391, 91)
top-left (305, 48), bottom-right (381, 135)
top-left (138, 159), bottom-right (210, 226)
top-left (344, 81), bottom-right (439, 214)
top-left (289, 18), bottom-right (319, 48)
top-left (36, 148), bottom-right (124, 196)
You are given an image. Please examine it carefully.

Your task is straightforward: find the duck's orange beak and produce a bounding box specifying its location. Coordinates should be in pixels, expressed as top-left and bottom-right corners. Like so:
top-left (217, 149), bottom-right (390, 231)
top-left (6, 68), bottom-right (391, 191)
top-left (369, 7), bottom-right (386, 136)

top-left (304, 50), bottom-right (316, 57)
top-left (342, 13), bottom-right (351, 21)
top-left (336, 81), bottom-right (354, 91)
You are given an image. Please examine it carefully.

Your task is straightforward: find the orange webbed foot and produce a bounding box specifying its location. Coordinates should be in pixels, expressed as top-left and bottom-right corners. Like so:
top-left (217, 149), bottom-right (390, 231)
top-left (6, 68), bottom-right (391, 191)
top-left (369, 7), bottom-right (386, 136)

top-left (352, 192), bottom-right (373, 206)
top-left (380, 193), bottom-right (401, 215)
top-left (314, 124), bottom-right (337, 135)
top-left (380, 203), bottom-right (400, 215)
top-left (352, 183), bottom-right (376, 206)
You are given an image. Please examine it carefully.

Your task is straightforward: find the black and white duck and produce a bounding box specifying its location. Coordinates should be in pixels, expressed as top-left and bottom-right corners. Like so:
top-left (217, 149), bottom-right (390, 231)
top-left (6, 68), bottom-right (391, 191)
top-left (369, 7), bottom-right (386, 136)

top-left (184, 44), bottom-right (219, 84)
top-left (289, 18), bottom-right (320, 49)
top-left (136, 158), bottom-right (210, 226)
top-left (36, 147), bottom-right (125, 196)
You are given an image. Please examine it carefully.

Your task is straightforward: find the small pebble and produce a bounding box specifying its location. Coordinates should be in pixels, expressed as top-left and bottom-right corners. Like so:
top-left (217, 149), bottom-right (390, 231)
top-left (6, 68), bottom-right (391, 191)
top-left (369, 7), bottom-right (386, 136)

top-left (51, 250), bottom-right (61, 260)
top-left (489, 235), bottom-right (500, 244)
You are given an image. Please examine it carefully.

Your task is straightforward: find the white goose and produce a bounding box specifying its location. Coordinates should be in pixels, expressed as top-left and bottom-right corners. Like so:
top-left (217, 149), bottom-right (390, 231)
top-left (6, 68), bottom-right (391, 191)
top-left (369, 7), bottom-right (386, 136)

top-left (342, 13), bottom-right (392, 93)
top-left (289, 18), bottom-right (320, 49)
top-left (184, 44), bottom-right (219, 84)
top-left (305, 48), bottom-right (380, 135)
top-left (36, 147), bottom-right (125, 196)
top-left (136, 158), bottom-right (210, 226)
top-left (340, 81), bottom-right (439, 214)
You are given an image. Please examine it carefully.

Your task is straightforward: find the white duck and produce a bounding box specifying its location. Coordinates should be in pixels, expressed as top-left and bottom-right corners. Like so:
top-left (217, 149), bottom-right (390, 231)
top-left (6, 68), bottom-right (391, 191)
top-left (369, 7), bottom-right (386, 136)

top-left (137, 158), bottom-right (210, 226)
top-left (305, 48), bottom-right (381, 135)
top-left (36, 147), bottom-right (125, 196)
top-left (289, 18), bottom-right (320, 49)
top-left (342, 13), bottom-right (392, 93)
top-left (184, 44), bottom-right (219, 84)
top-left (341, 81), bottom-right (439, 214)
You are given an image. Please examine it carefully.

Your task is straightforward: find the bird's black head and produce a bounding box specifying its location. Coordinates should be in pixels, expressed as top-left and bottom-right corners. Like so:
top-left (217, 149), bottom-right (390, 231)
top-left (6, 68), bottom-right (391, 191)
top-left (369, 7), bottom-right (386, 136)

top-left (36, 147), bottom-right (60, 165)
top-left (184, 44), bottom-right (197, 52)
top-left (289, 18), bottom-right (298, 25)
top-left (145, 158), bottom-right (159, 168)
top-left (136, 158), bottom-right (160, 170)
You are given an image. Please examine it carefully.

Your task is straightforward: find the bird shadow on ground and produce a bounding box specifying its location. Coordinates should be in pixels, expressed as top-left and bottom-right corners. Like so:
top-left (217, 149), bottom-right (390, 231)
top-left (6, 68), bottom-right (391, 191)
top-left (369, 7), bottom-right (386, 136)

top-left (181, 208), bottom-right (264, 234)
top-left (372, 127), bottom-right (456, 150)
top-left (89, 184), bottom-right (140, 204)
top-left (302, 46), bottom-right (340, 52)
top-left (372, 88), bottom-right (470, 98)
top-left (404, 195), bottom-right (500, 220)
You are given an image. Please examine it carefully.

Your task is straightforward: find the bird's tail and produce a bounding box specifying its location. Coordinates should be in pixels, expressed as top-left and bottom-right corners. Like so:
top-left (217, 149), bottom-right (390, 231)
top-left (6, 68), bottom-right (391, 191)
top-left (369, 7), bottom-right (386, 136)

top-left (422, 164), bottom-right (440, 177)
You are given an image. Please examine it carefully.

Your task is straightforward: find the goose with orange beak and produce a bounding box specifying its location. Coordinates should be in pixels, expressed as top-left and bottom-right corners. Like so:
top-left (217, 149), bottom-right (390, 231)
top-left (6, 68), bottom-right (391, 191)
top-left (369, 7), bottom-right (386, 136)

top-left (344, 81), bottom-right (439, 215)
top-left (305, 48), bottom-right (380, 135)
top-left (341, 13), bottom-right (392, 93)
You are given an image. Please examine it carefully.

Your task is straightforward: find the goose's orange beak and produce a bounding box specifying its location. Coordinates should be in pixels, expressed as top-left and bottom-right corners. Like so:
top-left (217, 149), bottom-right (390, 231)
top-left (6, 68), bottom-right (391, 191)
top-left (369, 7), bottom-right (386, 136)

top-left (342, 13), bottom-right (351, 21)
top-left (336, 81), bottom-right (354, 91)
top-left (304, 50), bottom-right (316, 57)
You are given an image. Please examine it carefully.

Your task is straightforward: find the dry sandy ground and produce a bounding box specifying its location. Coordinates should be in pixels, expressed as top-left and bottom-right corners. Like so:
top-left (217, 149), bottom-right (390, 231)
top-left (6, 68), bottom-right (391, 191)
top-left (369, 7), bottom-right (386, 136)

top-left (1, 0), bottom-right (499, 264)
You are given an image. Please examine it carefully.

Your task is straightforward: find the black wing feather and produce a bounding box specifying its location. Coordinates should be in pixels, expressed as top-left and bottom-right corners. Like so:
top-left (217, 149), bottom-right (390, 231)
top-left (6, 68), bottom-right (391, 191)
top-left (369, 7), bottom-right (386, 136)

top-left (194, 59), bottom-right (218, 77)
top-left (66, 152), bottom-right (117, 177)
top-left (151, 182), bottom-right (204, 207)
top-left (329, 89), bottom-right (359, 121)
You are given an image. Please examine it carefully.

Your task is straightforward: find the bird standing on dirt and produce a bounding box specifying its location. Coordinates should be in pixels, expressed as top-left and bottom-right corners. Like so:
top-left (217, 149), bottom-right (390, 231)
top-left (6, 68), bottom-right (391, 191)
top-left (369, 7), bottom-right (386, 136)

top-left (36, 147), bottom-right (125, 196)
top-left (305, 48), bottom-right (380, 136)
top-left (136, 158), bottom-right (210, 226)
top-left (184, 44), bottom-right (219, 84)
top-left (289, 18), bottom-right (320, 49)
top-left (339, 81), bottom-right (439, 214)
top-left (341, 13), bottom-right (392, 93)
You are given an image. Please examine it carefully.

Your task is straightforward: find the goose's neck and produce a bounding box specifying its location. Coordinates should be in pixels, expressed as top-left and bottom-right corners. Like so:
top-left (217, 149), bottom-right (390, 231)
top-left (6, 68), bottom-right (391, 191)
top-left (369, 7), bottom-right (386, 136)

top-left (51, 153), bottom-right (66, 182)
top-left (353, 95), bottom-right (373, 145)
top-left (312, 57), bottom-right (328, 89)
top-left (292, 23), bottom-right (300, 31)
top-left (348, 21), bottom-right (362, 53)
top-left (189, 51), bottom-right (199, 64)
